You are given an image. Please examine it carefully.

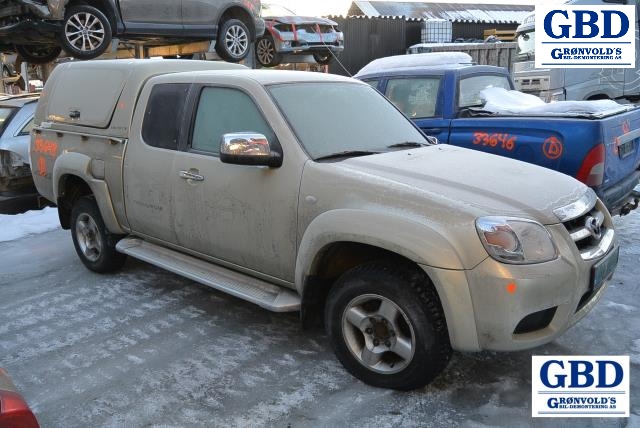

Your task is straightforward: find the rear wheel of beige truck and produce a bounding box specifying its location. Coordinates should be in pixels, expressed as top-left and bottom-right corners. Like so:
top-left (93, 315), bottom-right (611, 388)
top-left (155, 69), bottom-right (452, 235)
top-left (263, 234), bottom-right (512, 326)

top-left (71, 197), bottom-right (126, 273)
top-left (325, 262), bottom-right (452, 390)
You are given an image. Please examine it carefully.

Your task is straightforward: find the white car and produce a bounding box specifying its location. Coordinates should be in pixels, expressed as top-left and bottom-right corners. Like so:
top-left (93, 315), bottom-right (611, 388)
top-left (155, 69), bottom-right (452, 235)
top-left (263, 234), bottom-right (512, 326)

top-left (0, 94), bottom-right (37, 192)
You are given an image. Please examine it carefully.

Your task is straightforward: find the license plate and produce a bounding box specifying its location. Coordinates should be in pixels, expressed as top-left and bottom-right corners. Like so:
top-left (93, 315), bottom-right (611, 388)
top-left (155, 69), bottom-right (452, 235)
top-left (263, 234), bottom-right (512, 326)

top-left (590, 246), bottom-right (619, 291)
top-left (618, 139), bottom-right (635, 159)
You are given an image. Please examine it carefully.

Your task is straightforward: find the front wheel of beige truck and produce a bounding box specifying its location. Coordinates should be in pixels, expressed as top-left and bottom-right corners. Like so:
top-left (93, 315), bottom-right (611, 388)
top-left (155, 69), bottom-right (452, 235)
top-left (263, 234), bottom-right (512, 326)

top-left (325, 262), bottom-right (452, 390)
top-left (70, 197), bottom-right (126, 273)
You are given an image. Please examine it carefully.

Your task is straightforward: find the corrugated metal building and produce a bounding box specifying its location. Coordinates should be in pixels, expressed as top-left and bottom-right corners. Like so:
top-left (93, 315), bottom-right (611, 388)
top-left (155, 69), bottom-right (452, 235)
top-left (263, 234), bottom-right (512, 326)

top-left (327, 2), bottom-right (532, 76)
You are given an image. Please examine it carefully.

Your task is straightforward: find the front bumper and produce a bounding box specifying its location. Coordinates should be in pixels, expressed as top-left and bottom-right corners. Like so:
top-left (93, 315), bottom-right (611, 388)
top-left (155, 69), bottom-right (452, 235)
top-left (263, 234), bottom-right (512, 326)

top-left (422, 223), bottom-right (617, 353)
top-left (274, 38), bottom-right (344, 55)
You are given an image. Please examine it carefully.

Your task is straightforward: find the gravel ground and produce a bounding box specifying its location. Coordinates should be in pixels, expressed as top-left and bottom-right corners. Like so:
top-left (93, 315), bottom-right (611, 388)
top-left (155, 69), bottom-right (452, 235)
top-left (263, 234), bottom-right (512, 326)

top-left (0, 214), bottom-right (639, 427)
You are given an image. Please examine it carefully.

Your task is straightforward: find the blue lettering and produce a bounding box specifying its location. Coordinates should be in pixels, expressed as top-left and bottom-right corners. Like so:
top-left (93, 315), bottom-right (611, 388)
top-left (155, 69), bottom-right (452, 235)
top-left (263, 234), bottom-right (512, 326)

top-left (597, 360), bottom-right (624, 387)
top-left (547, 397), bottom-right (559, 408)
top-left (551, 48), bottom-right (563, 59)
top-left (569, 361), bottom-right (594, 388)
top-left (541, 360), bottom-right (566, 388)
top-left (574, 11), bottom-right (599, 38)
top-left (602, 10), bottom-right (629, 38)
top-left (544, 10), bottom-right (571, 39)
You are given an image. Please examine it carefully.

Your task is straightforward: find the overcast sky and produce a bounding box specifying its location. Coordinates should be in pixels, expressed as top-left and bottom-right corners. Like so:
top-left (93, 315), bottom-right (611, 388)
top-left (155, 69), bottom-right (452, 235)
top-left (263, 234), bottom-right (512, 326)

top-left (274, 0), bottom-right (564, 17)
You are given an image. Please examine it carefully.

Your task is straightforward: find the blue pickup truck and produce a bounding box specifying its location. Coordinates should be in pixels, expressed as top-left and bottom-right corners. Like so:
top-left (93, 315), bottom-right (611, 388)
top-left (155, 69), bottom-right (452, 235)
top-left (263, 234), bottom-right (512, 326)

top-left (355, 53), bottom-right (640, 215)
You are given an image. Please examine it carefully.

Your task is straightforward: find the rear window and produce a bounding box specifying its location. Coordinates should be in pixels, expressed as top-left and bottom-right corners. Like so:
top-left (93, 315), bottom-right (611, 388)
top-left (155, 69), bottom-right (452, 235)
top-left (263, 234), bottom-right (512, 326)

top-left (459, 74), bottom-right (511, 108)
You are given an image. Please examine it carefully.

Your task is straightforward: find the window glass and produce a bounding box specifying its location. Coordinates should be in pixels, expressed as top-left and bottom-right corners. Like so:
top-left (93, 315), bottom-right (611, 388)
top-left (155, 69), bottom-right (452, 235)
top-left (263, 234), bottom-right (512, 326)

top-left (385, 78), bottom-right (440, 118)
top-left (19, 118), bottom-right (34, 136)
top-left (363, 79), bottom-right (379, 89)
top-left (269, 82), bottom-right (428, 160)
top-left (0, 107), bottom-right (16, 135)
top-left (192, 87), bottom-right (275, 154)
top-left (141, 83), bottom-right (190, 150)
top-left (459, 74), bottom-right (511, 108)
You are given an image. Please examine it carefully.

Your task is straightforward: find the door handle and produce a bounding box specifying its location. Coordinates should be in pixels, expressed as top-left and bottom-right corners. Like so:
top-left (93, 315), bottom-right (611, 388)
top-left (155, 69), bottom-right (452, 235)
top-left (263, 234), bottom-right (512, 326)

top-left (179, 170), bottom-right (204, 182)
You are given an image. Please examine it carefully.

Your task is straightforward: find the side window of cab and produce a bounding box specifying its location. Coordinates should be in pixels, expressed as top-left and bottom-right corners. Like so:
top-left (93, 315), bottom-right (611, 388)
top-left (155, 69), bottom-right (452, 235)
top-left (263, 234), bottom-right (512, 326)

top-left (385, 77), bottom-right (441, 118)
top-left (141, 83), bottom-right (190, 150)
top-left (190, 86), bottom-right (276, 155)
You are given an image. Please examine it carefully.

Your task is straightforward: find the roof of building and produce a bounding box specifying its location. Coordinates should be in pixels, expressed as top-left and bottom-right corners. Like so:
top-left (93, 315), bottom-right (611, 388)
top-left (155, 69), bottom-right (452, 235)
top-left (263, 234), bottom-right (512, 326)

top-left (347, 1), bottom-right (534, 24)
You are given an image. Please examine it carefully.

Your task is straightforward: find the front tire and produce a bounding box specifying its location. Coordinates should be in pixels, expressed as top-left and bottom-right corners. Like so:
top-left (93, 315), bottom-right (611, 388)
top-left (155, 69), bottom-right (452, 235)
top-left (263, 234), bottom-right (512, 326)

top-left (256, 36), bottom-right (281, 67)
top-left (71, 197), bottom-right (126, 273)
top-left (15, 45), bottom-right (62, 64)
top-left (325, 262), bottom-right (451, 390)
top-left (59, 5), bottom-right (112, 60)
top-left (215, 18), bottom-right (251, 62)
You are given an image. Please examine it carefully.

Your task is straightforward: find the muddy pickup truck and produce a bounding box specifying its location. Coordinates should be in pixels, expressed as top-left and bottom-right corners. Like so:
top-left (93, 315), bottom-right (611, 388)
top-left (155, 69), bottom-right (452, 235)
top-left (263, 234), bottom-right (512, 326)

top-left (31, 59), bottom-right (619, 390)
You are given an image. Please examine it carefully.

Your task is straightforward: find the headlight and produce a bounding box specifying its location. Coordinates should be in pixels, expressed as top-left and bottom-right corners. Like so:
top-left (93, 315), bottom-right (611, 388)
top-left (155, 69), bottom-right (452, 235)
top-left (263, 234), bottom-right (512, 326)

top-left (476, 217), bottom-right (558, 264)
top-left (549, 90), bottom-right (565, 102)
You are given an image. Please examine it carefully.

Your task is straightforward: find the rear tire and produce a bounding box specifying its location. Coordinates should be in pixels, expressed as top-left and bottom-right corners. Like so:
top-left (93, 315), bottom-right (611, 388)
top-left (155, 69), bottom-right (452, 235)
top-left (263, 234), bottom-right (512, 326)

top-left (215, 18), bottom-right (251, 62)
top-left (70, 197), bottom-right (126, 273)
top-left (325, 262), bottom-right (451, 390)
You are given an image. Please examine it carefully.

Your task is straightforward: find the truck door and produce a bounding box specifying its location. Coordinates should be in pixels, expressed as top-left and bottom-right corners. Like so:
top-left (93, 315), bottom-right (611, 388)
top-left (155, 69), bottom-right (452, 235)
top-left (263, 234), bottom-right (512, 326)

top-left (169, 84), bottom-right (300, 282)
top-left (382, 76), bottom-right (451, 142)
top-left (123, 83), bottom-right (190, 245)
top-left (180, 0), bottom-right (221, 35)
top-left (118, 0), bottom-right (183, 33)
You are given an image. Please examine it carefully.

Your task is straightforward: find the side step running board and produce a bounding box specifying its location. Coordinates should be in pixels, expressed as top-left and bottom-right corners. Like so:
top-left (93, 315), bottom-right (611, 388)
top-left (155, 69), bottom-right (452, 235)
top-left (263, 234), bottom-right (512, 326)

top-left (116, 238), bottom-right (300, 312)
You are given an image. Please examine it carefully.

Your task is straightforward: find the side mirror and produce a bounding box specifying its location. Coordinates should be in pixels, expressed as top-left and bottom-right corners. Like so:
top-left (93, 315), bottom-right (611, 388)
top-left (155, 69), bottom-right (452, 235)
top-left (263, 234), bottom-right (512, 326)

top-left (219, 132), bottom-right (282, 167)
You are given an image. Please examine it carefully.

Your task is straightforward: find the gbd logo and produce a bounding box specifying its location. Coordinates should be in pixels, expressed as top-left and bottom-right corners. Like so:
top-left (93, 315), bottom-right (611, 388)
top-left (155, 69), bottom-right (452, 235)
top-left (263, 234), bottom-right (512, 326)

top-left (543, 9), bottom-right (630, 39)
top-left (534, 5), bottom-right (636, 69)
top-left (531, 356), bottom-right (629, 418)
top-left (540, 359), bottom-right (624, 388)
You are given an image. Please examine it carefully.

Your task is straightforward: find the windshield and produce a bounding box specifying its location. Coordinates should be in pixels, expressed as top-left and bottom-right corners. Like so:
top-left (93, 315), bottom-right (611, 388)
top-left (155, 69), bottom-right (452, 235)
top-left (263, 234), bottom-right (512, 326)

top-left (517, 30), bottom-right (535, 56)
top-left (262, 4), bottom-right (296, 17)
top-left (268, 83), bottom-right (429, 160)
top-left (0, 107), bottom-right (17, 135)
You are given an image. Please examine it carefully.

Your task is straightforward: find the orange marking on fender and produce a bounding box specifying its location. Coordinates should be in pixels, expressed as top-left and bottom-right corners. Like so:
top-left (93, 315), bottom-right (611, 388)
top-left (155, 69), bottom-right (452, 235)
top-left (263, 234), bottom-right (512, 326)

top-left (506, 282), bottom-right (517, 294)
top-left (33, 137), bottom-right (58, 157)
top-left (38, 156), bottom-right (47, 177)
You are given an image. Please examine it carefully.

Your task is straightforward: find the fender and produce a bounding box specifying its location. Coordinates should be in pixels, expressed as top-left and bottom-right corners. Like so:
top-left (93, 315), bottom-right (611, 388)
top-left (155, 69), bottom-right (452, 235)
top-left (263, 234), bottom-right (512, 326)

top-left (53, 152), bottom-right (125, 235)
top-left (295, 209), bottom-right (478, 295)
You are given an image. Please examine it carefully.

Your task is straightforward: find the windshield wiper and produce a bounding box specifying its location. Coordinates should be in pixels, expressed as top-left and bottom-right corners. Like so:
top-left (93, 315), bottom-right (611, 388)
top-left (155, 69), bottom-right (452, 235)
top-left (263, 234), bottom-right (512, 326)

top-left (387, 141), bottom-right (430, 148)
top-left (315, 150), bottom-right (381, 161)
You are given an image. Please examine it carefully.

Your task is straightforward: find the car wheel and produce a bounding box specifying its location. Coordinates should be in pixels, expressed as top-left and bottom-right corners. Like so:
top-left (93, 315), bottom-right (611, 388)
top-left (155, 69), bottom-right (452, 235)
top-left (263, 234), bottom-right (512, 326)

top-left (14, 45), bottom-right (62, 64)
top-left (71, 196), bottom-right (126, 273)
top-left (215, 18), bottom-right (251, 62)
top-left (313, 52), bottom-right (333, 65)
top-left (325, 262), bottom-right (451, 390)
top-left (256, 36), bottom-right (282, 67)
top-left (59, 5), bottom-right (112, 60)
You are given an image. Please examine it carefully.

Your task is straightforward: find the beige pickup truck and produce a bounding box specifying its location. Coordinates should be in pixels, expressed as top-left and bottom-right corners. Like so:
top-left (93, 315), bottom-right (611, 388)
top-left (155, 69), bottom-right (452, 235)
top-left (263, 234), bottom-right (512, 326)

top-left (30, 59), bottom-right (619, 390)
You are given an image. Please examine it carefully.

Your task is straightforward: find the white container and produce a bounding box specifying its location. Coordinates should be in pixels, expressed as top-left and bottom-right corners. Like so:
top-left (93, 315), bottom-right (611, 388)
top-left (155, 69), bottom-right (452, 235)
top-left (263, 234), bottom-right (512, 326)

top-left (421, 19), bottom-right (452, 44)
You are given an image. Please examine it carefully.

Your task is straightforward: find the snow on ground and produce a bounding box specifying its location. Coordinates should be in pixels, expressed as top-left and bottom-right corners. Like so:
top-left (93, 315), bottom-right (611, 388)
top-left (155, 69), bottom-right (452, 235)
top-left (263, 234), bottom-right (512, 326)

top-left (0, 207), bottom-right (60, 242)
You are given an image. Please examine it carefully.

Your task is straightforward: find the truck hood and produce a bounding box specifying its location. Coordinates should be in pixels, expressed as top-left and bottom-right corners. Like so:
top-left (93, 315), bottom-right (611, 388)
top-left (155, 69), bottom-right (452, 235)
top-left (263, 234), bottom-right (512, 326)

top-left (338, 144), bottom-right (586, 225)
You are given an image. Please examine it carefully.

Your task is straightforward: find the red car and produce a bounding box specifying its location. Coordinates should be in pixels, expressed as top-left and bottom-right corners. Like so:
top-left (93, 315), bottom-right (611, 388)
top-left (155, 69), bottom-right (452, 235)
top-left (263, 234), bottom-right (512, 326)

top-left (0, 368), bottom-right (39, 428)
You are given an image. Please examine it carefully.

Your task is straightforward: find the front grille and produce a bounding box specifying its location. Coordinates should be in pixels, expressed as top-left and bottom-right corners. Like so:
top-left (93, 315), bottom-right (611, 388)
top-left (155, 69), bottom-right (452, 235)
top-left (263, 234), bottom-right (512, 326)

top-left (561, 199), bottom-right (613, 260)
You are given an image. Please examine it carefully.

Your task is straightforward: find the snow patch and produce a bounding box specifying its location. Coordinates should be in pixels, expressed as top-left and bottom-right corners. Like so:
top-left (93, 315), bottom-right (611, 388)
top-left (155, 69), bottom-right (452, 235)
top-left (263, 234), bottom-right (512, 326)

top-left (355, 52), bottom-right (472, 77)
top-left (0, 207), bottom-right (60, 242)
top-left (480, 87), bottom-right (631, 117)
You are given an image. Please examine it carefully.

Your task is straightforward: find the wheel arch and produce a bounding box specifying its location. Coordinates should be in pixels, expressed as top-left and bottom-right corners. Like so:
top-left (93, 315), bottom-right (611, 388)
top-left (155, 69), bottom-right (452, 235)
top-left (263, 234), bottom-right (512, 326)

top-left (65, 0), bottom-right (118, 32)
top-left (220, 6), bottom-right (256, 40)
top-left (53, 152), bottom-right (124, 234)
top-left (296, 209), bottom-right (468, 329)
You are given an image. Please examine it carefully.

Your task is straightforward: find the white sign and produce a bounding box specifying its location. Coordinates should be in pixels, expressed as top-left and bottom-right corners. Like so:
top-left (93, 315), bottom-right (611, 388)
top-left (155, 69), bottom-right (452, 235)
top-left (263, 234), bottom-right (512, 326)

top-left (535, 5), bottom-right (636, 68)
top-left (532, 356), bottom-right (630, 417)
